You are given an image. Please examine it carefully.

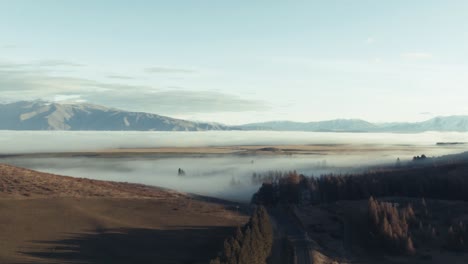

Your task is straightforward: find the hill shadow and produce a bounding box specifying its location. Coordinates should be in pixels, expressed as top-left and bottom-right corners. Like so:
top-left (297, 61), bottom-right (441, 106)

top-left (16, 226), bottom-right (235, 264)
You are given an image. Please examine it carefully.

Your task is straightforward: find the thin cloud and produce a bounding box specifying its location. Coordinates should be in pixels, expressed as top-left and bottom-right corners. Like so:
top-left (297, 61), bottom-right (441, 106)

top-left (145, 66), bottom-right (196, 74)
top-left (373, 58), bottom-right (382, 63)
top-left (107, 75), bottom-right (135, 80)
top-left (0, 60), bottom-right (84, 69)
top-left (401, 52), bottom-right (433, 59)
top-left (0, 61), bottom-right (269, 115)
top-left (420, 112), bottom-right (433, 116)
top-left (0, 61), bottom-right (153, 101)
top-left (365, 37), bottom-right (375, 44)
top-left (53, 94), bottom-right (85, 102)
top-left (36, 60), bottom-right (84, 67)
top-left (1, 44), bottom-right (17, 49)
top-left (86, 90), bottom-right (270, 114)
top-left (0, 62), bottom-right (30, 69)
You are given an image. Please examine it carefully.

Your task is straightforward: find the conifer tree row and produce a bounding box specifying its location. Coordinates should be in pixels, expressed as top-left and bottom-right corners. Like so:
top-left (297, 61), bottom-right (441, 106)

top-left (210, 206), bottom-right (273, 264)
top-left (252, 163), bottom-right (468, 205)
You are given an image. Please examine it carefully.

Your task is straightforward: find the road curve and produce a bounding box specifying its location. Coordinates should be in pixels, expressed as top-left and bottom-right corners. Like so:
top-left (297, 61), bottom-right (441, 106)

top-left (269, 207), bottom-right (313, 264)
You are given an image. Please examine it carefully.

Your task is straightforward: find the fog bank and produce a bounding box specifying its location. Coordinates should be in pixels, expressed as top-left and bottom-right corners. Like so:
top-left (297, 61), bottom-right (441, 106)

top-left (1, 130), bottom-right (468, 154)
top-left (1, 131), bottom-right (468, 202)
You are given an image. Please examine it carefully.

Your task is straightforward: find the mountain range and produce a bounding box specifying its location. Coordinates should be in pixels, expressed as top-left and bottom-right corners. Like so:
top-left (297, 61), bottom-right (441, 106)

top-left (1, 100), bottom-right (468, 132)
top-left (0, 101), bottom-right (228, 131)
top-left (240, 117), bottom-right (468, 133)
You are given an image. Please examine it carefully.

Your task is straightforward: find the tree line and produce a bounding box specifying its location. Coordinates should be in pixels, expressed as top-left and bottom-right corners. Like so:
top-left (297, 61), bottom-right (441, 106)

top-left (447, 221), bottom-right (468, 251)
top-left (210, 206), bottom-right (273, 264)
top-left (252, 162), bottom-right (468, 205)
top-left (250, 159), bottom-right (468, 255)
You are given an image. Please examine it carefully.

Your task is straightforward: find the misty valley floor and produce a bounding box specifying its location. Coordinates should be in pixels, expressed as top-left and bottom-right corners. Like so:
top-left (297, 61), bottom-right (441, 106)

top-left (2, 142), bottom-right (467, 202)
top-left (2, 142), bottom-right (468, 263)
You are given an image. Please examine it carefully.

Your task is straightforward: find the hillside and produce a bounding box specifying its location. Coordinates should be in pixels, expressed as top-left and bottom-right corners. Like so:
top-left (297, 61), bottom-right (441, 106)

top-left (0, 101), bottom-right (229, 131)
top-left (0, 164), bottom-right (179, 198)
top-left (0, 164), bottom-right (247, 264)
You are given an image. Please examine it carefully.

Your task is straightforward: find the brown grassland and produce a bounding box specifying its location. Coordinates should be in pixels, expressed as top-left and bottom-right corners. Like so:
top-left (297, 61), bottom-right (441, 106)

top-left (0, 164), bottom-right (248, 264)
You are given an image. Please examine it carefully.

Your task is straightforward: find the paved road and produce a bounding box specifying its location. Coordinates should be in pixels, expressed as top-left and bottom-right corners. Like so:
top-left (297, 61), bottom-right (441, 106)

top-left (269, 207), bottom-right (314, 264)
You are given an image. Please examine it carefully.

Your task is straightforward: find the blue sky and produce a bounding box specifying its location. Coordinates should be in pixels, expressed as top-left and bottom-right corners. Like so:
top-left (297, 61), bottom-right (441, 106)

top-left (1, 1), bottom-right (468, 124)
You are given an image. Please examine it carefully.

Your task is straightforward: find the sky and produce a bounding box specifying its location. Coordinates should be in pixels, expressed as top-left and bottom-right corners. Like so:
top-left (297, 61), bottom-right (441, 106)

top-left (1, 1), bottom-right (468, 125)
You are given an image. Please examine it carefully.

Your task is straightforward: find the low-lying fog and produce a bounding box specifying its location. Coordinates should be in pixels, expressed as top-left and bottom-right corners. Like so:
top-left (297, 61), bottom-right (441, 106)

top-left (1, 131), bottom-right (467, 202)
top-left (1, 130), bottom-right (468, 153)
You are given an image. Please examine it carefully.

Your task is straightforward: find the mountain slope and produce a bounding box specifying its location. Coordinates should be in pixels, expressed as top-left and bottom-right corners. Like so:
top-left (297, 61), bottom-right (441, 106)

top-left (379, 116), bottom-right (468, 132)
top-left (241, 116), bottom-right (468, 132)
top-left (241, 119), bottom-right (377, 132)
top-left (0, 101), bottom-right (229, 131)
top-left (2, 101), bottom-right (468, 132)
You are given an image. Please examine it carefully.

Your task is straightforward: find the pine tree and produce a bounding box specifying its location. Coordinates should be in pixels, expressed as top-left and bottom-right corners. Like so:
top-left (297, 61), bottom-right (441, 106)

top-left (210, 257), bottom-right (222, 264)
top-left (406, 237), bottom-right (415, 255)
top-left (210, 206), bottom-right (274, 264)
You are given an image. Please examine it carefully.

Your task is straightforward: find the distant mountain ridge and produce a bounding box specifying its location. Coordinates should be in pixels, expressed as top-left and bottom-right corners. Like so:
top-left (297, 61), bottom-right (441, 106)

top-left (1, 101), bottom-right (468, 132)
top-left (240, 119), bottom-right (377, 132)
top-left (0, 101), bottom-right (229, 131)
top-left (240, 116), bottom-right (468, 132)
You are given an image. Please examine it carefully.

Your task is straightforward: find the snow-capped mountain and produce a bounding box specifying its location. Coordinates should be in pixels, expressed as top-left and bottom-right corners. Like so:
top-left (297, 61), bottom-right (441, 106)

top-left (0, 101), bottom-right (229, 131)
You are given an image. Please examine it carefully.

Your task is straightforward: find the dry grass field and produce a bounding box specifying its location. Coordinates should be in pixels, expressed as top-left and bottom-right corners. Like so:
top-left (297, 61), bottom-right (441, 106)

top-left (0, 164), bottom-right (248, 264)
